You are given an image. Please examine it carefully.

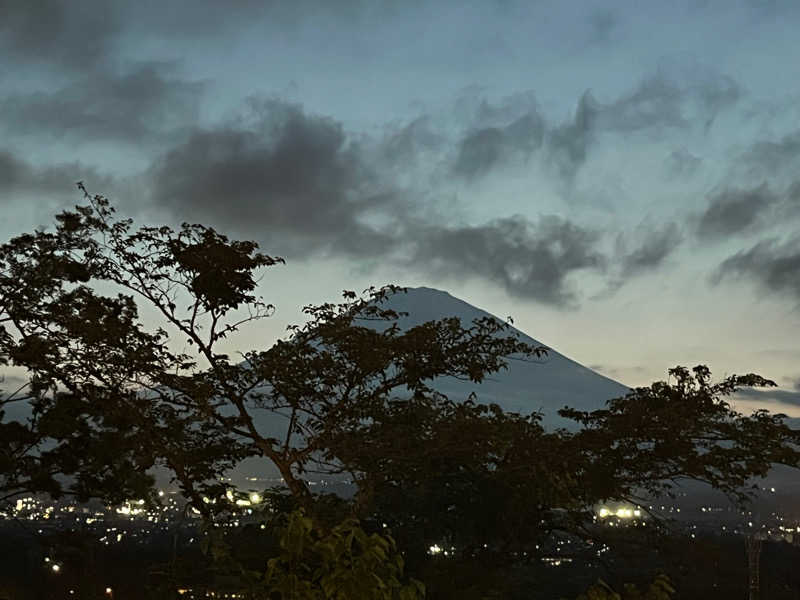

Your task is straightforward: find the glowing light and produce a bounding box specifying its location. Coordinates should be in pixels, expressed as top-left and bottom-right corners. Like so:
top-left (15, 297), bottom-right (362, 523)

top-left (598, 507), bottom-right (610, 518)
top-left (428, 544), bottom-right (443, 555)
top-left (51, 564), bottom-right (61, 573)
top-left (249, 492), bottom-right (261, 504)
top-left (105, 587), bottom-right (113, 595)
top-left (225, 489), bottom-right (234, 501)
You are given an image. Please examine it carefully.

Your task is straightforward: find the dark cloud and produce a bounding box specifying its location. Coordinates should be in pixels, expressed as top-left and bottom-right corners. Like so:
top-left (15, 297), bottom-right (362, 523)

top-left (148, 100), bottom-right (608, 307)
top-left (712, 236), bottom-right (800, 299)
top-left (542, 71), bottom-right (738, 183)
top-left (149, 99), bottom-right (394, 257)
top-left (453, 113), bottom-right (544, 178)
top-left (618, 222), bottom-right (683, 277)
top-left (739, 131), bottom-right (800, 176)
top-left (0, 0), bottom-right (118, 69)
top-left (411, 215), bottom-right (605, 307)
top-left (547, 91), bottom-right (598, 182)
top-left (445, 90), bottom-right (545, 179)
top-left (0, 151), bottom-right (110, 200)
top-left (0, 62), bottom-right (203, 144)
top-left (735, 386), bottom-right (800, 407)
top-left (696, 184), bottom-right (777, 239)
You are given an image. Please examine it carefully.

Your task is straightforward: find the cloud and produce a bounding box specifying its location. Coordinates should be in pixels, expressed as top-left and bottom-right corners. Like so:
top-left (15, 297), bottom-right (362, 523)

top-left (0, 0), bottom-right (118, 69)
top-left (695, 184), bottom-right (777, 239)
top-left (380, 116), bottom-right (443, 167)
top-left (0, 151), bottom-right (111, 201)
top-left (452, 113), bottom-right (544, 178)
top-left (586, 9), bottom-right (620, 45)
top-left (147, 99), bottom-right (608, 307)
top-left (0, 62), bottom-right (204, 144)
top-left (785, 376), bottom-right (800, 391)
top-left (713, 236), bottom-right (800, 300)
top-left (664, 148), bottom-right (702, 177)
top-left (542, 69), bottom-right (739, 183)
top-left (617, 222), bottom-right (683, 278)
top-left (739, 131), bottom-right (800, 176)
top-left (735, 386), bottom-right (800, 407)
top-left (149, 99), bottom-right (396, 257)
top-left (410, 215), bottom-right (605, 307)
top-left (547, 91), bottom-right (598, 182)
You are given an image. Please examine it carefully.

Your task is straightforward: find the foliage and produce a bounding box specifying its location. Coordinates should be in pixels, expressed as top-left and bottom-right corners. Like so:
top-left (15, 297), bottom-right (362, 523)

top-left (0, 185), bottom-right (544, 510)
top-left (253, 509), bottom-right (424, 600)
top-left (572, 575), bottom-right (675, 600)
top-left (2, 187), bottom-right (800, 598)
top-left (561, 365), bottom-right (800, 505)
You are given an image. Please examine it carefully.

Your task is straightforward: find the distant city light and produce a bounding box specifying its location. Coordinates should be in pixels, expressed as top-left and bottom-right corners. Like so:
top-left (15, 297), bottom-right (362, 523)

top-left (51, 564), bottom-right (61, 573)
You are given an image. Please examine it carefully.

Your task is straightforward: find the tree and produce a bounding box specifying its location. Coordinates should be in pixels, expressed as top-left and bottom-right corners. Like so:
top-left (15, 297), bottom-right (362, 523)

top-left (2, 187), bottom-right (799, 599)
top-left (0, 185), bottom-right (543, 513)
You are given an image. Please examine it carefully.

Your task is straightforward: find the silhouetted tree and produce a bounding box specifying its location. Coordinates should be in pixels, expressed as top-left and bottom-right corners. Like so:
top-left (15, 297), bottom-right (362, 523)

top-left (1, 187), bottom-right (799, 599)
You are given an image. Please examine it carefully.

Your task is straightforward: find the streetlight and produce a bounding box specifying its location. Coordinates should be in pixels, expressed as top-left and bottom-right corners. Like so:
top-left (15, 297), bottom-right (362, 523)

top-left (105, 587), bottom-right (113, 598)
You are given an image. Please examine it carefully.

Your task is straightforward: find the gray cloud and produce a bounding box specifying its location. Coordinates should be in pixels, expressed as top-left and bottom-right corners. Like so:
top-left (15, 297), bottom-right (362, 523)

top-left (453, 113), bottom-right (544, 178)
top-left (149, 99), bottom-right (395, 257)
top-left (411, 216), bottom-right (605, 307)
top-left (547, 91), bottom-right (598, 182)
top-left (148, 99), bottom-right (608, 307)
top-left (713, 236), bottom-right (800, 299)
top-left (0, 0), bottom-right (118, 69)
top-left (735, 386), bottom-right (800, 407)
top-left (618, 222), bottom-right (683, 278)
top-left (0, 151), bottom-right (111, 200)
top-left (380, 117), bottom-right (443, 166)
top-left (444, 90), bottom-right (546, 179)
top-left (696, 184), bottom-right (777, 239)
top-left (542, 70), bottom-right (739, 183)
top-left (0, 62), bottom-right (204, 144)
top-left (739, 131), bottom-right (800, 176)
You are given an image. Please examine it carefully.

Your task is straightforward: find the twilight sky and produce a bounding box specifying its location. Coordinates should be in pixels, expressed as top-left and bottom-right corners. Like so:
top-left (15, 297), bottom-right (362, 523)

top-left (2, 0), bottom-right (800, 415)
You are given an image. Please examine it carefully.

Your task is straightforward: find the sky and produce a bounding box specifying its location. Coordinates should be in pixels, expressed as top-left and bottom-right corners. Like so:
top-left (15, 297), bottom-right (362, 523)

top-left (2, 0), bottom-right (800, 415)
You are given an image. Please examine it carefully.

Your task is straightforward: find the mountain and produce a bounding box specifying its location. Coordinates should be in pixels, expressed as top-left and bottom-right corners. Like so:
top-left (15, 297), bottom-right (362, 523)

top-left (368, 287), bottom-right (632, 429)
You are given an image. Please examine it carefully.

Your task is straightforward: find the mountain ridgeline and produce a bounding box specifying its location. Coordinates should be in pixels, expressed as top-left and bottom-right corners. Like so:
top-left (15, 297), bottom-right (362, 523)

top-left (363, 286), bottom-right (632, 429)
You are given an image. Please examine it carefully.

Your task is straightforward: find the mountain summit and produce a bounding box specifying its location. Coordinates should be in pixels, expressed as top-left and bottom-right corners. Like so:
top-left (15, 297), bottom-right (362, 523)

top-left (374, 287), bottom-right (631, 428)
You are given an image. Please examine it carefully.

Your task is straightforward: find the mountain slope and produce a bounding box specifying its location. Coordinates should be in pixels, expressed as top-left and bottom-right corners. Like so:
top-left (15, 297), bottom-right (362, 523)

top-left (371, 287), bottom-right (632, 428)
